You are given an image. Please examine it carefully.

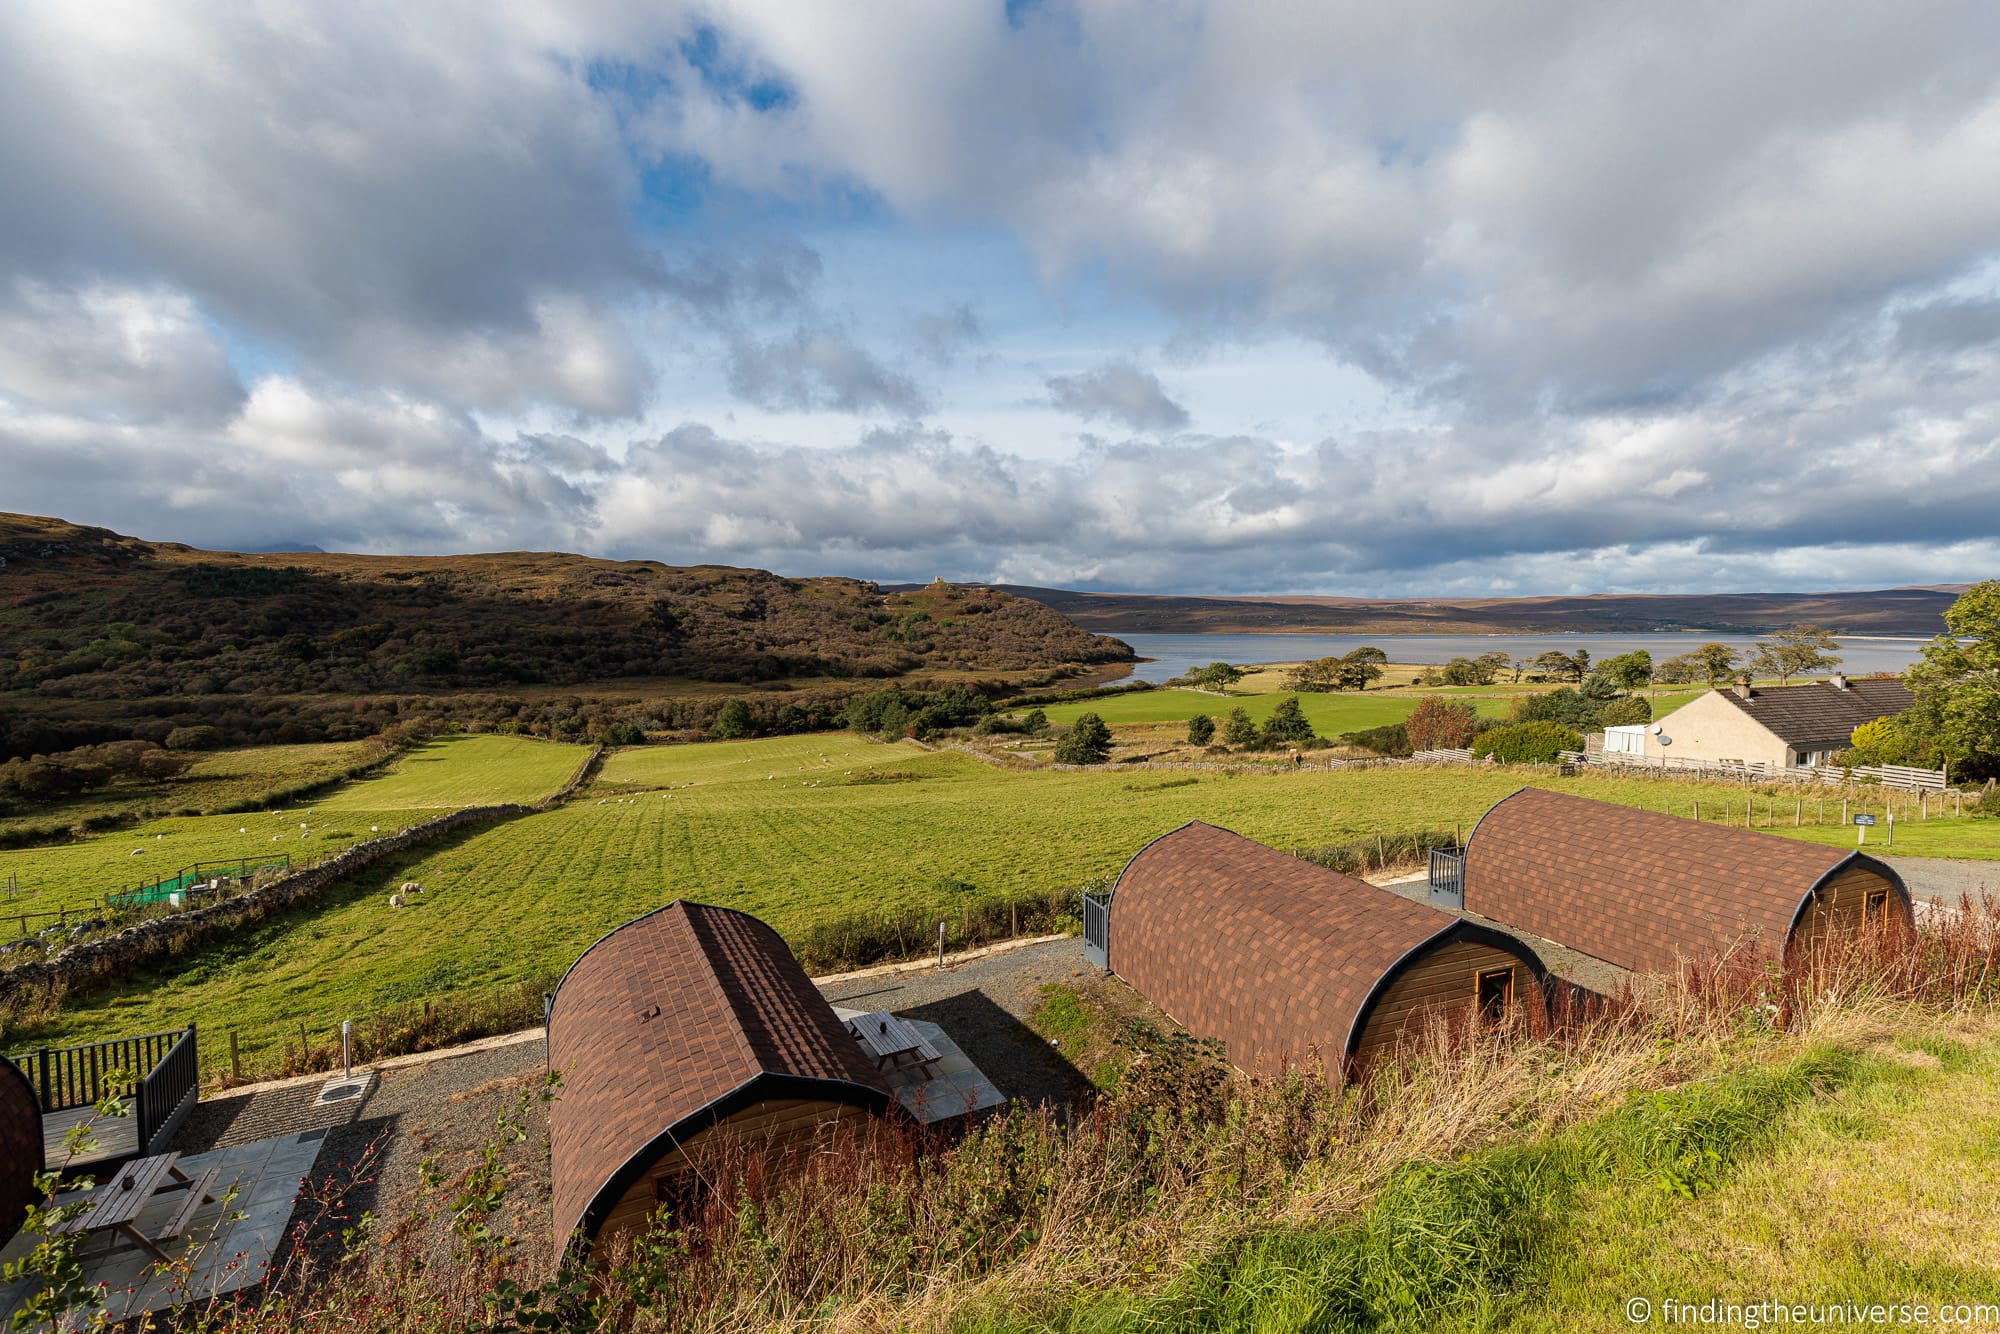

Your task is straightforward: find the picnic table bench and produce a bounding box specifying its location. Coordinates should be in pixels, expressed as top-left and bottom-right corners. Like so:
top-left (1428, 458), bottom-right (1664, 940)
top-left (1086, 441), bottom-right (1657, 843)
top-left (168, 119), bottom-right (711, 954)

top-left (53, 1151), bottom-right (221, 1264)
top-left (844, 1011), bottom-right (942, 1077)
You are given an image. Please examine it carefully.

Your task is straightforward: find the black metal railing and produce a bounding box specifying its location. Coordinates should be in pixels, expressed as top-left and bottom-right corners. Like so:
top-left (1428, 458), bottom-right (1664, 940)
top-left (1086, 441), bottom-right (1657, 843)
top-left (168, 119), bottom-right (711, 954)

top-left (136, 1026), bottom-right (198, 1152)
top-left (10, 1025), bottom-right (198, 1161)
top-left (18, 1027), bottom-right (190, 1114)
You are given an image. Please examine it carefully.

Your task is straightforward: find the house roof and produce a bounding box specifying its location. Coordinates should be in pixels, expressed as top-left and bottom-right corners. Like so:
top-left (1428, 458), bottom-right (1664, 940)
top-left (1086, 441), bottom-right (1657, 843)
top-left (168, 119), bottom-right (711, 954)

top-left (1461, 787), bottom-right (1901, 974)
top-left (546, 900), bottom-right (893, 1252)
top-left (1107, 821), bottom-right (1537, 1075)
top-left (1709, 676), bottom-right (1912, 749)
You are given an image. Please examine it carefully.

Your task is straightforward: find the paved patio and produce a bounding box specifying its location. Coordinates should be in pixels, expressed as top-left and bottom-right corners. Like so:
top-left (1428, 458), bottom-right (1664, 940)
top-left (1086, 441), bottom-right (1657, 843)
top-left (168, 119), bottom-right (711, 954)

top-left (831, 1007), bottom-right (1006, 1123)
top-left (0, 1128), bottom-right (325, 1326)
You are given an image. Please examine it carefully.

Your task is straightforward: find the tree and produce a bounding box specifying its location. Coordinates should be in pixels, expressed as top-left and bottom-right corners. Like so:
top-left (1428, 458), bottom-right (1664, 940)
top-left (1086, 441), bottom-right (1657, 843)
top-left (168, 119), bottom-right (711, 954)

top-left (1654, 653), bottom-right (1702, 685)
top-left (1580, 671), bottom-right (1621, 702)
top-left (1284, 657), bottom-right (1340, 692)
top-left (1694, 642), bottom-right (1741, 686)
top-left (165, 725), bottom-right (223, 751)
top-left (1187, 713), bottom-right (1215, 746)
top-left (1222, 706), bottom-right (1260, 748)
top-left (1405, 696), bottom-right (1481, 751)
top-left (1530, 650), bottom-right (1586, 684)
top-left (1476, 650), bottom-right (1512, 682)
top-left (710, 698), bottom-right (755, 739)
top-left (1260, 696), bottom-right (1316, 747)
top-left (1511, 687), bottom-right (1604, 730)
top-left (1747, 625), bottom-right (1841, 686)
top-left (1054, 712), bottom-right (1112, 764)
top-left (1598, 695), bottom-right (1652, 726)
top-left (1901, 580), bottom-right (2000, 777)
top-left (1339, 646), bottom-right (1387, 690)
top-left (1186, 662), bottom-right (1245, 693)
top-left (1600, 649), bottom-right (1654, 694)
top-left (1291, 648), bottom-right (1386, 692)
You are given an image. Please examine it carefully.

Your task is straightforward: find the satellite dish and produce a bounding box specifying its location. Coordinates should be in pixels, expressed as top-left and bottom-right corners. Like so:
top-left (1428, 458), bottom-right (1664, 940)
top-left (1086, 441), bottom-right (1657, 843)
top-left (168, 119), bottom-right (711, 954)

top-left (1658, 735), bottom-right (1673, 746)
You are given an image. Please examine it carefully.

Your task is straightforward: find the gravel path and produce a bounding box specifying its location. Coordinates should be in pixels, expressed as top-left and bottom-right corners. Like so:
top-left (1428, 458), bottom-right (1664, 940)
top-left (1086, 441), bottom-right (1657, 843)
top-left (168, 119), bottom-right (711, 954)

top-left (1880, 856), bottom-right (1999, 905)
top-left (176, 1039), bottom-right (554, 1269)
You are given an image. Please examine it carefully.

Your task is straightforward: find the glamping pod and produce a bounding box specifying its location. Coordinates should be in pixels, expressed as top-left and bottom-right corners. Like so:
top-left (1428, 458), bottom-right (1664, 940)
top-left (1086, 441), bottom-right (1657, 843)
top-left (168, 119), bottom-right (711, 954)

top-left (547, 901), bottom-right (897, 1259)
top-left (1460, 787), bottom-right (1913, 974)
top-left (1105, 822), bottom-right (1549, 1079)
top-left (0, 1054), bottom-right (39, 1246)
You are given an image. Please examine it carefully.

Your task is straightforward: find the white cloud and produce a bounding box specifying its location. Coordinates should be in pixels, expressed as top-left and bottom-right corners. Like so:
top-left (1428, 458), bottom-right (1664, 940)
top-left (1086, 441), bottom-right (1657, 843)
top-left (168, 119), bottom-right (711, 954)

top-left (1, 1), bottom-right (1997, 593)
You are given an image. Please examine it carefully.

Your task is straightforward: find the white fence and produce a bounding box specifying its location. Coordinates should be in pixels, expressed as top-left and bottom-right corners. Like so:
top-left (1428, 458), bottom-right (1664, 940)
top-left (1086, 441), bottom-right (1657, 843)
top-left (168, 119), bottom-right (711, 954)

top-left (1411, 747), bottom-right (1474, 763)
top-left (1593, 751), bottom-right (1947, 791)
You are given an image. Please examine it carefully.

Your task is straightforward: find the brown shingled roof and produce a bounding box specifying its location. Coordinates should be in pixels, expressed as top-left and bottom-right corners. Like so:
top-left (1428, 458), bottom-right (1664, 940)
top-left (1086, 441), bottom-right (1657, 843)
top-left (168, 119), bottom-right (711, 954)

top-left (0, 1055), bottom-right (39, 1246)
top-left (1710, 677), bottom-right (1912, 749)
top-left (1461, 787), bottom-right (1885, 973)
top-left (1107, 821), bottom-right (1532, 1077)
top-left (547, 901), bottom-right (893, 1252)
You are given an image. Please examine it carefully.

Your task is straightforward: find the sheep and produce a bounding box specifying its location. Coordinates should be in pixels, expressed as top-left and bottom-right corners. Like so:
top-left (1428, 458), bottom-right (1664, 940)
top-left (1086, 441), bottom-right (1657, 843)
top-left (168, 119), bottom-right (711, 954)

top-left (400, 880), bottom-right (423, 895)
top-left (388, 892), bottom-right (406, 909)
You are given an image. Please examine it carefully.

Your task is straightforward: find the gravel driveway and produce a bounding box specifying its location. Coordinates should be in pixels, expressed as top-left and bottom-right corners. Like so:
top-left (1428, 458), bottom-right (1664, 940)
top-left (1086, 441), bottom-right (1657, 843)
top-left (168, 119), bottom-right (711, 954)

top-left (1879, 856), bottom-right (1998, 905)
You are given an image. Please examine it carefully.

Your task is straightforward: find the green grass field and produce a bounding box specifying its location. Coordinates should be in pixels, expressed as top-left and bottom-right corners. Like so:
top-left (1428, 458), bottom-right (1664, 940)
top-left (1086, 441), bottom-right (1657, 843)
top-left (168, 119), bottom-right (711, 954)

top-left (0, 735), bottom-right (590, 912)
top-left (0, 740), bottom-right (378, 841)
top-left (1023, 684), bottom-right (1707, 732)
top-left (17, 731), bottom-right (1990, 1069)
top-left (1023, 688), bottom-right (1511, 731)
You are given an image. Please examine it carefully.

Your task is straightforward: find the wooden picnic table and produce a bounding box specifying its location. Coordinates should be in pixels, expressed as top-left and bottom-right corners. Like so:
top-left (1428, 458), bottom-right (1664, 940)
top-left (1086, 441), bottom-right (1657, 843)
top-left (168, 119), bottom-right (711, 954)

top-left (844, 1011), bottom-right (942, 1077)
top-left (53, 1151), bottom-right (220, 1264)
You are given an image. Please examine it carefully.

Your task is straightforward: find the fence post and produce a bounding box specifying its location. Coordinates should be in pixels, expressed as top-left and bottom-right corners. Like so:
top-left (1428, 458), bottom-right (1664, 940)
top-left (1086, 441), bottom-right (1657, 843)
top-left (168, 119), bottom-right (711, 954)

top-left (936, 921), bottom-right (946, 970)
top-left (36, 1047), bottom-right (50, 1111)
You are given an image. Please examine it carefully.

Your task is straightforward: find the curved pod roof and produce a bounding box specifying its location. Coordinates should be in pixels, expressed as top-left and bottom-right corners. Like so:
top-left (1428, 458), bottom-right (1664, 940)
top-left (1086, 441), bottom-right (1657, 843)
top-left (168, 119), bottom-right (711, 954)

top-left (0, 1054), bottom-right (39, 1246)
top-left (1107, 821), bottom-right (1548, 1078)
top-left (547, 900), bottom-right (894, 1254)
top-left (1461, 787), bottom-right (1912, 974)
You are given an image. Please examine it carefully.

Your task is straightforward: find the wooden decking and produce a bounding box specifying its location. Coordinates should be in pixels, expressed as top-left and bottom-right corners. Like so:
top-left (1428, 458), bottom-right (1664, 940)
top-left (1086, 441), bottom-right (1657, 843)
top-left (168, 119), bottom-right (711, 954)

top-left (42, 1104), bottom-right (141, 1169)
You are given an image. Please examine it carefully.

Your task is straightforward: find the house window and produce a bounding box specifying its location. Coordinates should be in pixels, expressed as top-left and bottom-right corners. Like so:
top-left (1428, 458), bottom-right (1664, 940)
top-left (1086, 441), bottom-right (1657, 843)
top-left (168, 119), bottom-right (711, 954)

top-left (1475, 966), bottom-right (1514, 1023)
top-left (1864, 889), bottom-right (1889, 927)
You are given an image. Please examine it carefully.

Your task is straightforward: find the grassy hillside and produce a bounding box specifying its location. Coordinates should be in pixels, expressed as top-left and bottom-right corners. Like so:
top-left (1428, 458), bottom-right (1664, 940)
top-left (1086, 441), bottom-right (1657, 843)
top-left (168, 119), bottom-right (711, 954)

top-left (0, 512), bottom-right (1130, 755)
top-left (12, 733), bottom-right (1989, 1071)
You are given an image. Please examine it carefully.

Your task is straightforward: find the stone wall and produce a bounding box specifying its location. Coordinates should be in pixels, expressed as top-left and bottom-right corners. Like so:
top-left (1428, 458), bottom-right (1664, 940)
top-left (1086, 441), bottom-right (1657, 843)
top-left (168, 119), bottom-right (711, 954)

top-left (0, 804), bottom-right (529, 1013)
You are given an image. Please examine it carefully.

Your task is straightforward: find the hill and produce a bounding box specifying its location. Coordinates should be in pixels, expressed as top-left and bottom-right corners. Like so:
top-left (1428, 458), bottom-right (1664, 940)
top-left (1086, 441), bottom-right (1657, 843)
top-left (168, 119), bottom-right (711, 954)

top-left (973, 583), bottom-right (1963, 636)
top-left (0, 514), bottom-right (1131, 755)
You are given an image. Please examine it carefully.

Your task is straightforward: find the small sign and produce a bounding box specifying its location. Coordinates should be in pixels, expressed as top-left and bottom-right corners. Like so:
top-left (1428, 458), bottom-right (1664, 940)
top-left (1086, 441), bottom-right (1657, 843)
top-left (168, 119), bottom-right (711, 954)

top-left (1853, 814), bottom-right (1877, 827)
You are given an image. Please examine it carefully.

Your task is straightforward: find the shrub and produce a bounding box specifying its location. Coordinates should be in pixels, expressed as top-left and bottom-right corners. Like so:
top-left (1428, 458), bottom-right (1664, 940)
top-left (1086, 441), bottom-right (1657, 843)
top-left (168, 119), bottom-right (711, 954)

top-left (596, 721), bottom-right (647, 746)
top-left (709, 699), bottom-right (755, 740)
top-left (164, 724), bottom-right (223, 751)
top-left (1341, 722), bottom-right (1411, 757)
top-left (1405, 696), bottom-right (1481, 751)
top-left (1054, 713), bottom-right (1112, 764)
top-left (1472, 721), bottom-right (1583, 764)
top-left (1187, 713), bottom-right (1215, 746)
top-left (1260, 696), bottom-right (1316, 747)
top-left (1597, 696), bottom-right (1652, 726)
top-left (1222, 707), bottom-right (1260, 748)
top-left (1510, 687), bottom-right (1603, 729)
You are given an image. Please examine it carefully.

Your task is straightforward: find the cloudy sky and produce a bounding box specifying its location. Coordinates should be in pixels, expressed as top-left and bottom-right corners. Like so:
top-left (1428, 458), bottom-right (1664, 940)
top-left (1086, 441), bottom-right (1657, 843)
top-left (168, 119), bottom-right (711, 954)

top-left (3, 1), bottom-right (1998, 594)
